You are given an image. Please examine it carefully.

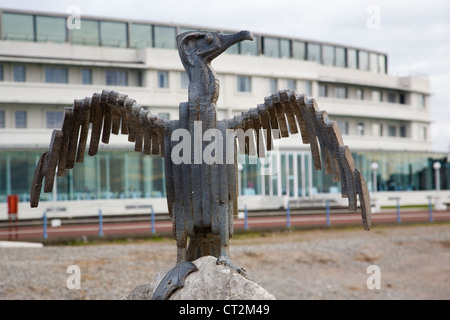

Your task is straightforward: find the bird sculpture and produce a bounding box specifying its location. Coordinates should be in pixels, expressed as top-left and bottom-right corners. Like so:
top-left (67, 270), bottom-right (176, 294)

top-left (30, 30), bottom-right (371, 299)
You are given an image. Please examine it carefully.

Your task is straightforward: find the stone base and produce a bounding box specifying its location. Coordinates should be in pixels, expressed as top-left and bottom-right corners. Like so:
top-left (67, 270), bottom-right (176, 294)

top-left (122, 256), bottom-right (275, 300)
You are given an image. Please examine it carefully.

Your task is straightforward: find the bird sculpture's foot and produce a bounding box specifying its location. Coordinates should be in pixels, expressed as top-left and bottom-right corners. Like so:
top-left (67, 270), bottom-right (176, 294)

top-left (217, 255), bottom-right (248, 279)
top-left (151, 261), bottom-right (198, 300)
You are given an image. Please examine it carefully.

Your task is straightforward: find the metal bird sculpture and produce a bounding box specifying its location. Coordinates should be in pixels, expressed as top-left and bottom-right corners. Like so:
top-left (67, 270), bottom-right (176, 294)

top-left (30, 30), bottom-right (371, 299)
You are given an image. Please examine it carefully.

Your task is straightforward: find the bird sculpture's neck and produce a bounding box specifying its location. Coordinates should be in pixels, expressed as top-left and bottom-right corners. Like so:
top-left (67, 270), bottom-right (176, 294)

top-left (177, 31), bottom-right (253, 115)
top-left (188, 59), bottom-right (219, 107)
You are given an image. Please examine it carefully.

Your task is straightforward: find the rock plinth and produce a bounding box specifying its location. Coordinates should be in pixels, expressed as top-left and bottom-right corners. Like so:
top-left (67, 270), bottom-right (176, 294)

top-left (122, 256), bottom-right (275, 300)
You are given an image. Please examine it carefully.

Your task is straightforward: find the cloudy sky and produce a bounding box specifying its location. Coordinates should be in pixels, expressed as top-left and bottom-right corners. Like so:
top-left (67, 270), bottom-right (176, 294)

top-left (2, 0), bottom-right (449, 152)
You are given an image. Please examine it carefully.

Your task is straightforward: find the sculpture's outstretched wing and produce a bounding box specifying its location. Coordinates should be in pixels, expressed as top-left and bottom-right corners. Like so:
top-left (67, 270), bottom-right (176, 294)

top-left (225, 89), bottom-right (371, 231)
top-left (30, 89), bottom-right (168, 208)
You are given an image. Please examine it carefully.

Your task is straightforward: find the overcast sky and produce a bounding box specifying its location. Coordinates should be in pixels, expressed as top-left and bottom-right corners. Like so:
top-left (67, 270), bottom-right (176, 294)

top-left (2, 0), bottom-right (449, 152)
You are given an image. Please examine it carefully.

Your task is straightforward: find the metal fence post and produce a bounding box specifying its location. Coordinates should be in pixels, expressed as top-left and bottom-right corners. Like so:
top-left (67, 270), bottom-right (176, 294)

top-left (244, 205), bottom-right (248, 230)
top-left (98, 208), bottom-right (103, 237)
top-left (151, 205), bottom-right (155, 234)
top-left (286, 202), bottom-right (291, 228)
top-left (389, 197), bottom-right (401, 223)
top-left (43, 210), bottom-right (48, 239)
top-left (326, 200), bottom-right (330, 226)
top-left (427, 196), bottom-right (433, 222)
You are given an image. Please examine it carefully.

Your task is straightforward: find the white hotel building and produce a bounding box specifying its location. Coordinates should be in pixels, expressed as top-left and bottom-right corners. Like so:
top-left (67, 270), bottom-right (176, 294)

top-left (0, 9), bottom-right (448, 219)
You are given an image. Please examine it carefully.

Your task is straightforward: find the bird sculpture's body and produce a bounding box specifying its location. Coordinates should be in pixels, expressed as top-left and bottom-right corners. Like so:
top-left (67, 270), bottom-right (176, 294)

top-left (30, 30), bottom-right (371, 299)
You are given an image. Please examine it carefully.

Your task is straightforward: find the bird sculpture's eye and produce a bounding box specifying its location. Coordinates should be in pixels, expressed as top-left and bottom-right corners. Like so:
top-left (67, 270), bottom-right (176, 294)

top-left (205, 34), bottom-right (213, 44)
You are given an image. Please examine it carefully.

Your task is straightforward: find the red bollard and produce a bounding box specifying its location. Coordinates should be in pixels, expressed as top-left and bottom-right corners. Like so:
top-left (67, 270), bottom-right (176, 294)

top-left (7, 195), bottom-right (19, 240)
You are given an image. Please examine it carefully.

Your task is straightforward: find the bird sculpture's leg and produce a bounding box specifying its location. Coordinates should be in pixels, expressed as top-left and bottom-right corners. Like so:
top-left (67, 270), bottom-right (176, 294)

top-left (216, 208), bottom-right (248, 279)
top-left (152, 208), bottom-right (197, 300)
top-left (217, 248), bottom-right (248, 279)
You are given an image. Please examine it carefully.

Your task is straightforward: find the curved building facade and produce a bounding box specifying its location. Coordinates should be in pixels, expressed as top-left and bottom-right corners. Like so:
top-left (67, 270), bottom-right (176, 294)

top-left (0, 9), bottom-right (448, 219)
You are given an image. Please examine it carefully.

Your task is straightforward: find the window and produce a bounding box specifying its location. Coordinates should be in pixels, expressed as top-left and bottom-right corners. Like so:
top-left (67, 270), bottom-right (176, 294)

top-left (372, 123), bottom-right (383, 136)
top-left (180, 72), bottom-right (189, 89)
top-left (358, 51), bottom-right (369, 70)
top-left (0, 110), bottom-right (5, 128)
top-left (178, 27), bottom-right (197, 34)
top-left (419, 126), bottom-right (427, 141)
top-left (13, 65), bottom-right (26, 82)
top-left (45, 67), bottom-right (68, 83)
top-left (399, 125), bottom-right (406, 138)
top-left (388, 125), bottom-right (396, 137)
top-left (46, 111), bottom-right (64, 128)
top-left (357, 123), bottom-right (365, 136)
top-left (81, 69), bottom-right (92, 85)
top-left (379, 55), bottom-right (387, 73)
top-left (419, 94), bottom-right (426, 108)
top-left (130, 23), bottom-right (152, 48)
top-left (154, 26), bottom-right (176, 49)
top-left (106, 70), bottom-right (128, 86)
top-left (334, 86), bottom-right (347, 99)
top-left (237, 76), bottom-right (251, 92)
top-left (347, 49), bottom-right (358, 69)
top-left (263, 37), bottom-right (280, 58)
top-left (280, 39), bottom-right (291, 58)
top-left (100, 21), bottom-right (127, 47)
top-left (158, 113), bottom-right (170, 120)
top-left (36, 16), bottom-right (66, 43)
top-left (356, 88), bottom-right (364, 100)
top-left (387, 93), bottom-right (396, 103)
top-left (157, 71), bottom-right (169, 88)
top-left (373, 90), bottom-right (382, 102)
top-left (318, 84), bottom-right (327, 97)
top-left (72, 19), bottom-right (100, 46)
top-left (0, 65), bottom-right (3, 81)
top-left (2, 13), bottom-right (34, 41)
top-left (369, 53), bottom-right (379, 73)
top-left (287, 79), bottom-right (296, 91)
top-left (138, 71), bottom-right (144, 87)
top-left (399, 93), bottom-right (406, 105)
top-left (240, 35), bottom-right (258, 56)
top-left (338, 121), bottom-right (349, 135)
top-left (269, 78), bottom-right (278, 93)
top-left (293, 41), bottom-right (306, 60)
top-left (335, 47), bottom-right (346, 67)
top-left (304, 81), bottom-right (312, 96)
top-left (15, 111), bottom-right (27, 128)
top-left (307, 43), bottom-right (321, 63)
top-left (322, 45), bottom-right (335, 66)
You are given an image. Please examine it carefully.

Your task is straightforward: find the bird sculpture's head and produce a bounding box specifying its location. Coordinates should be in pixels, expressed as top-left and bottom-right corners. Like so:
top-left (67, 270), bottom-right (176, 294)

top-left (177, 30), bottom-right (253, 83)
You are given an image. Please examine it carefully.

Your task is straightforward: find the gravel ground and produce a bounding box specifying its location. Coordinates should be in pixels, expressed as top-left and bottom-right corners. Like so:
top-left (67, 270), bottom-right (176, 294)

top-left (1, 222), bottom-right (449, 300)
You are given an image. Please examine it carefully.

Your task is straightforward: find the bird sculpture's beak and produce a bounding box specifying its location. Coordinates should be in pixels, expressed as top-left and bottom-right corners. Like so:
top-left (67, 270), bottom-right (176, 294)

top-left (203, 30), bottom-right (254, 61)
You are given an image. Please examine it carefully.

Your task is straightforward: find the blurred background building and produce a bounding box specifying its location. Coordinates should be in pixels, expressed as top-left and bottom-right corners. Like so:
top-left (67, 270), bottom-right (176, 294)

top-left (0, 9), bottom-right (448, 219)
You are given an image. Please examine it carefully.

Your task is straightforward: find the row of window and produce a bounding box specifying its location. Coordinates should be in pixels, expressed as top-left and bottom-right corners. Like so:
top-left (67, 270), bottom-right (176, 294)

top-left (318, 82), bottom-right (426, 107)
top-left (338, 120), bottom-right (428, 141)
top-left (338, 120), bottom-right (408, 138)
top-left (1, 63), bottom-right (426, 112)
top-left (0, 11), bottom-right (387, 73)
top-left (2, 148), bottom-right (447, 203)
top-left (0, 108), bottom-right (425, 142)
top-left (0, 63), bottom-right (305, 94)
top-left (0, 109), bottom-right (172, 129)
top-left (0, 64), bottom-right (130, 86)
top-left (0, 63), bottom-right (426, 110)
